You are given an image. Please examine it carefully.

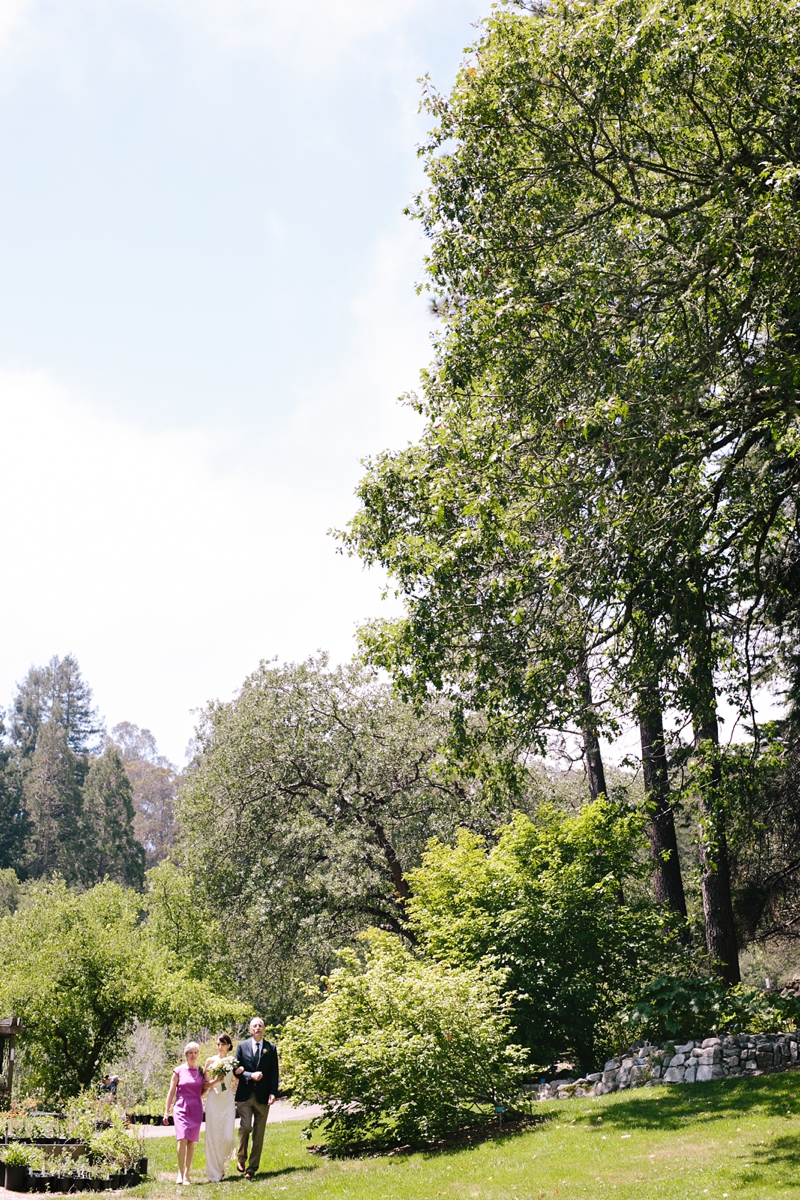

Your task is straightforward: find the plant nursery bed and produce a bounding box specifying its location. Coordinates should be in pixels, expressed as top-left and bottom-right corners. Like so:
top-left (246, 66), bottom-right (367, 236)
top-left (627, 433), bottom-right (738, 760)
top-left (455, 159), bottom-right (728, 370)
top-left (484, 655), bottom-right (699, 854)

top-left (2, 1160), bottom-right (147, 1193)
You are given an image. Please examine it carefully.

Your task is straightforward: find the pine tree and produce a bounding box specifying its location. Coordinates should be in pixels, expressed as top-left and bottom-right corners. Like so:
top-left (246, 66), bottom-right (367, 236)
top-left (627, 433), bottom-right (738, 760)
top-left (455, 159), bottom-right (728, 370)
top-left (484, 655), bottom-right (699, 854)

top-left (21, 722), bottom-right (83, 881)
top-left (80, 750), bottom-right (145, 889)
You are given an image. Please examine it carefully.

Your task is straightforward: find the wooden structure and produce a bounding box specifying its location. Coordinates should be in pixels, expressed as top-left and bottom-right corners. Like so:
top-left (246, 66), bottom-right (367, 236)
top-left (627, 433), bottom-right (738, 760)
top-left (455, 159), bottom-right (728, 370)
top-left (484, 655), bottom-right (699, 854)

top-left (0, 1017), bottom-right (22, 1101)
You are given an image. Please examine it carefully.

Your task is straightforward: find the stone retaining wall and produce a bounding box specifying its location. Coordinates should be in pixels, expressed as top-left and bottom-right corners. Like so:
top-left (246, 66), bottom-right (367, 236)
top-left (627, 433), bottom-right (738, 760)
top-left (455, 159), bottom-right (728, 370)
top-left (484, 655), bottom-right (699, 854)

top-left (539, 1032), bottom-right (799, 1100)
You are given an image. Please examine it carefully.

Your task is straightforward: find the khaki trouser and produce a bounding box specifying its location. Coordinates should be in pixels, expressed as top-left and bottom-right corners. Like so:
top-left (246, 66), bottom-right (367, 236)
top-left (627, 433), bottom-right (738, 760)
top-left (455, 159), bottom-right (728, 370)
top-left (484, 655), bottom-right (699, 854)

top-left (236, 1098), bottom-right (270, 1173)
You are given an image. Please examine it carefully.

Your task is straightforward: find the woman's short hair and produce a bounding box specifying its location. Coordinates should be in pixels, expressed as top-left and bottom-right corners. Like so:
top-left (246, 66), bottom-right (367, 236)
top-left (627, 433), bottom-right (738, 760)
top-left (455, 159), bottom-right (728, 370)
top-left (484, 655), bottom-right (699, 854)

top-left (216, 1033), bottom-right (233, 1049)
top-left (184, 1041), bottom-right (200, 1056)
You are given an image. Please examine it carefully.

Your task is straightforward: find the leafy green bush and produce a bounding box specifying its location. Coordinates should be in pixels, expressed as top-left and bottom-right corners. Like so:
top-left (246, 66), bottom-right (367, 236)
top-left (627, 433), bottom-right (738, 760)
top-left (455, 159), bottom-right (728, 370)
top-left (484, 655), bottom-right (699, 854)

top-left (88, 1125), bottom-right (142, 1171)
top-left (0, 877), bottom-right (243, 1102)
top-left (625, 975), bottom-right (800, 1041)
top-left (408, 802), bottom-right (676, 1070)
top-left (62, 1090), bottom-right (143, 1169)
top-left (282, 930), bottom-right (527, 1152)
top-left (1, 1143), bottom-right (41, 1169)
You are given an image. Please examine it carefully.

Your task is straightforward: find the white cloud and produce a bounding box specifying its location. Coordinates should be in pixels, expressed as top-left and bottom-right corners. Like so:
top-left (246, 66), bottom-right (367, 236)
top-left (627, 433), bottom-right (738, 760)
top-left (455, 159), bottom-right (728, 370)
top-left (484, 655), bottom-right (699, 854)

top-left (0, 368), bottom-right (397, 762)
top-left (0, 217), bottom-right (428, 763)
top-left (0, 0), bottom-right (479, 81)
top-left (0, 0), bottom-right (33, 55)
top-left (158, 0), bottom-right (430, 62)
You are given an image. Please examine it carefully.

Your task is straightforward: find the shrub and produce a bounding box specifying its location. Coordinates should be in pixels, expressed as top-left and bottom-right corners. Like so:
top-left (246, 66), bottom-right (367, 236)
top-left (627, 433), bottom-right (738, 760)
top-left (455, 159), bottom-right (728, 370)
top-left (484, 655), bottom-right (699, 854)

top-left (408, 802), bottom-right (676, 1070)
top-left (1, 1143), bottom-right (40, 1169)
top-left (625, 974), bottom-right (800, 1041)
top-left (282, 930), bottom-right (527, 1152)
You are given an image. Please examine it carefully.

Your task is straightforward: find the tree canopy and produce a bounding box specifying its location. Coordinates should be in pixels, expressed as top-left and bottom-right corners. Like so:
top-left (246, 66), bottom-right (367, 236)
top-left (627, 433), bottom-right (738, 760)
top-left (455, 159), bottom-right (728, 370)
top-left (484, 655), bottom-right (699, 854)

top-left (0, 878), bottom-right (241, 1101)
top-left (344, 0), bottom-right (800, 984)
top-left (0, 657), bottom-right (148, 887)
top-left (178, 655), bottom-right (535, 1019)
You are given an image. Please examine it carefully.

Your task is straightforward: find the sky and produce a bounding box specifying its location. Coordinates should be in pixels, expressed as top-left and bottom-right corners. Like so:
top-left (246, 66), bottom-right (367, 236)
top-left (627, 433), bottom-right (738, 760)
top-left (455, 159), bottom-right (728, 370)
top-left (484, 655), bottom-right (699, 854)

top-left (0, 0), bottom-right (488, 763)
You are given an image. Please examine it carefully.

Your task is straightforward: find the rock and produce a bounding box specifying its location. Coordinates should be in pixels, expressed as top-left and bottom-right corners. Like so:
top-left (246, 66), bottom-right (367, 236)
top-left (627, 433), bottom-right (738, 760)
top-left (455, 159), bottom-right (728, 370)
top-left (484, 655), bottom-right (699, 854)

top-left (587, 1073), bottom-right (601, 1083)
top-left (594, 1082), bottom-right (614, 1096)
top-left (696, 1064), bottom-right (724, 1082)
top-left (663, 1066), bottom-right (685, 1083)
top-left (670, 1053), bottom-right (686, 1067)
top-left (696, 1048), bottom-right (722, 1065)
top-left (744, 1060), bottom-right (757, 1071)
top-left (683, 1064), bottom-right (697, 1083)
top-left (651, 1065), bottom-right (662, 1079)
top-left (756, 1051), bottom-right (774, 1070)
top-left (604, 1060), bottom-right (620, 1071)
top-left (630, 1066), bottom-right (644, 1082)
top-left (602, 1070), bottom-right (618, 1084)
top-left (675, 1042), bottom-right (695, 1054)
top-left (702, 1037), bottom-right (722, 1048)
top-left (661, 1056), bottom-right (673, 1069)
top-left (621, 1058), bottom-right (635, 1069)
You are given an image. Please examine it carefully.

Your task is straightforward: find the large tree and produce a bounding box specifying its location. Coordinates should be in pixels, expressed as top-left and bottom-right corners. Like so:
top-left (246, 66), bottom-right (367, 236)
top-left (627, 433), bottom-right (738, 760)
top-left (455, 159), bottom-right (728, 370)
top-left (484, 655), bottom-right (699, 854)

top-left (81, 749), bottom-right (146, 889)
top-left (11, 654), bottom-right (103, 766)
top-left (0, 715), bottom-right (28, 872)
top-left (21, 721), bottom-right (84, 881)
top-left (109, 723), bottom-right (179, 867)
top-left (346, 0), bottom-right (800, 983)
top-left (0, 878), bottom-right (241, 1102)
top-left (178, 655), bottom-right (526, 1019)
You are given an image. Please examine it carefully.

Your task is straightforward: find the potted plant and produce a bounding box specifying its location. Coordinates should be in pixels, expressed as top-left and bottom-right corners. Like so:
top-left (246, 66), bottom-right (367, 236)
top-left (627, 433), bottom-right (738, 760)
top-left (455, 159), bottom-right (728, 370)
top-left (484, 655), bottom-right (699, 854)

top-left (2, 1141), bottom-right (38, 1191)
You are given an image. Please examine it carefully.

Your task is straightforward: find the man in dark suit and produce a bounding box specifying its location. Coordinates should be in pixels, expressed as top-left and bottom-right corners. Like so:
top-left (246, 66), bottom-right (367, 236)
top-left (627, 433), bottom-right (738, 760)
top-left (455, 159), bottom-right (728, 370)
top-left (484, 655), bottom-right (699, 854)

top-left (234, 1017), bottom-right (279, 1178)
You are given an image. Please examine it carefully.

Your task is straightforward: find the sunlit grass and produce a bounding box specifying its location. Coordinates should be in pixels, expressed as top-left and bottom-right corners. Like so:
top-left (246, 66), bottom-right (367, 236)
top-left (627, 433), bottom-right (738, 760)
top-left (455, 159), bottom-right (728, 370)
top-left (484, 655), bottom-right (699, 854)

top-left (132, 1072), bottom-right (800, 1199)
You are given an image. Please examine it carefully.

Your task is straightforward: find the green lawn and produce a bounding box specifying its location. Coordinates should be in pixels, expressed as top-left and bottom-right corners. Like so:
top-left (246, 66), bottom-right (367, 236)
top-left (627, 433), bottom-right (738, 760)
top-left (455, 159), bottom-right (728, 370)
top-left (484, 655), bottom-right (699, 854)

top-left (133, 1073), bottom-right (800, 1199)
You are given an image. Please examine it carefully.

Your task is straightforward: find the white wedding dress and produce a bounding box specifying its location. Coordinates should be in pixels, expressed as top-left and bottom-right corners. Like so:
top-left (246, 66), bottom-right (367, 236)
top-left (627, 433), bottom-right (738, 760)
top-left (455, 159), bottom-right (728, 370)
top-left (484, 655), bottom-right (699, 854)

top-left (204, 1060), bottom-right (237, 1182)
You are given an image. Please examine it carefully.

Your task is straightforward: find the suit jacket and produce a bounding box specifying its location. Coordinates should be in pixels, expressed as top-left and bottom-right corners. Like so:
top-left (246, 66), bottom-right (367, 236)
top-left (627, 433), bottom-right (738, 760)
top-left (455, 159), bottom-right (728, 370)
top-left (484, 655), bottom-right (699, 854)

top-left (234, 1037), bottom-right (279, 1105)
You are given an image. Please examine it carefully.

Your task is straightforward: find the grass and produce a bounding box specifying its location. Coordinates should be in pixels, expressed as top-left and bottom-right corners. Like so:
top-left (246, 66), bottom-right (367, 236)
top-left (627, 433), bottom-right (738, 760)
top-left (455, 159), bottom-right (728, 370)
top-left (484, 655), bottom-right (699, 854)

top-left (131, 1072), bottom-right (800, 1199)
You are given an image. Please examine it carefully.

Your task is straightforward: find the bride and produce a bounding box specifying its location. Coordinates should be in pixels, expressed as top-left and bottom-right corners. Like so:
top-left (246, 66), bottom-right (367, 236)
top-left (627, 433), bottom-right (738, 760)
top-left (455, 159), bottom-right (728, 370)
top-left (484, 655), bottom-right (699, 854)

top-left (203, 1033), bottom-right (238, 1181)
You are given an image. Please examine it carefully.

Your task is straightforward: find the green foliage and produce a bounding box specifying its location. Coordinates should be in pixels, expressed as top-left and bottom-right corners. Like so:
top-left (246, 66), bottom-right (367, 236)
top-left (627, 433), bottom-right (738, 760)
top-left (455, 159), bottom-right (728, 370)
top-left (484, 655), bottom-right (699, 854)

top-left (0, 867), bottom-right (20, 916)
top-left (626, 975), bottom-right (800, 1042)
top-left (21, 721), bottom-right (84, 881)
top-left (345, 0), bottom-right (800, 742)
top-left (0, 878), bottom-right (156, 1099)
top-left (282, 930), bottom-right (527, 1152)
top-left (11, 654), bottom-right (102, 762)
top-left (0, 877), bottom-right (241, 1102)
top-left (4, 657), bottom-right (146, 888)
top-left (343, 0), bottom-right (800, 972)
top-left (178, 654), bottom-right (525, 1020)
top-left (408, 801), bottom-right (676, 1070)
top-left (81, 750), bottom-right (145, 888)
top-left (88, 1123), bottom-right (142, 1170)
top-left (2, 1142), bottom-right (41, 1169)
top-left (144, 860), bottom-right (226, 987)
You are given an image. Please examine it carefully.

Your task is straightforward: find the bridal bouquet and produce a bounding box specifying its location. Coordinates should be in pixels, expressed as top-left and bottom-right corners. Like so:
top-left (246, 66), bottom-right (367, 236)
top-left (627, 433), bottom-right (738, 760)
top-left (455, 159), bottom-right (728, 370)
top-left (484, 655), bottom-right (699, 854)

top-left (208, 1055), bottom-right (238, 1091)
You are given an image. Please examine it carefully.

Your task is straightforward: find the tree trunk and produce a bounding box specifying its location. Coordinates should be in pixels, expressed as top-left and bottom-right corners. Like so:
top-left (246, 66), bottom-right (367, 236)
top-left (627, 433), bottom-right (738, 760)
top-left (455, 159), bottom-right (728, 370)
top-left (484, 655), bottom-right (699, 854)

top-left (690, 652), bottom-right (740, 985)
top-left (576, 655), bottom-right (607, 801)
top-left (639, 707), bottom-right (689, 938)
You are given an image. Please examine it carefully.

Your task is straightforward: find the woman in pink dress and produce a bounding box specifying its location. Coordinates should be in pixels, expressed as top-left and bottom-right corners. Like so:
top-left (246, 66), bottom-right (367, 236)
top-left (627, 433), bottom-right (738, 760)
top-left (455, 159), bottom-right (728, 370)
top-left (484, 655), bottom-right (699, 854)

top-left (163, 1042), bottom-right (207, 1185)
